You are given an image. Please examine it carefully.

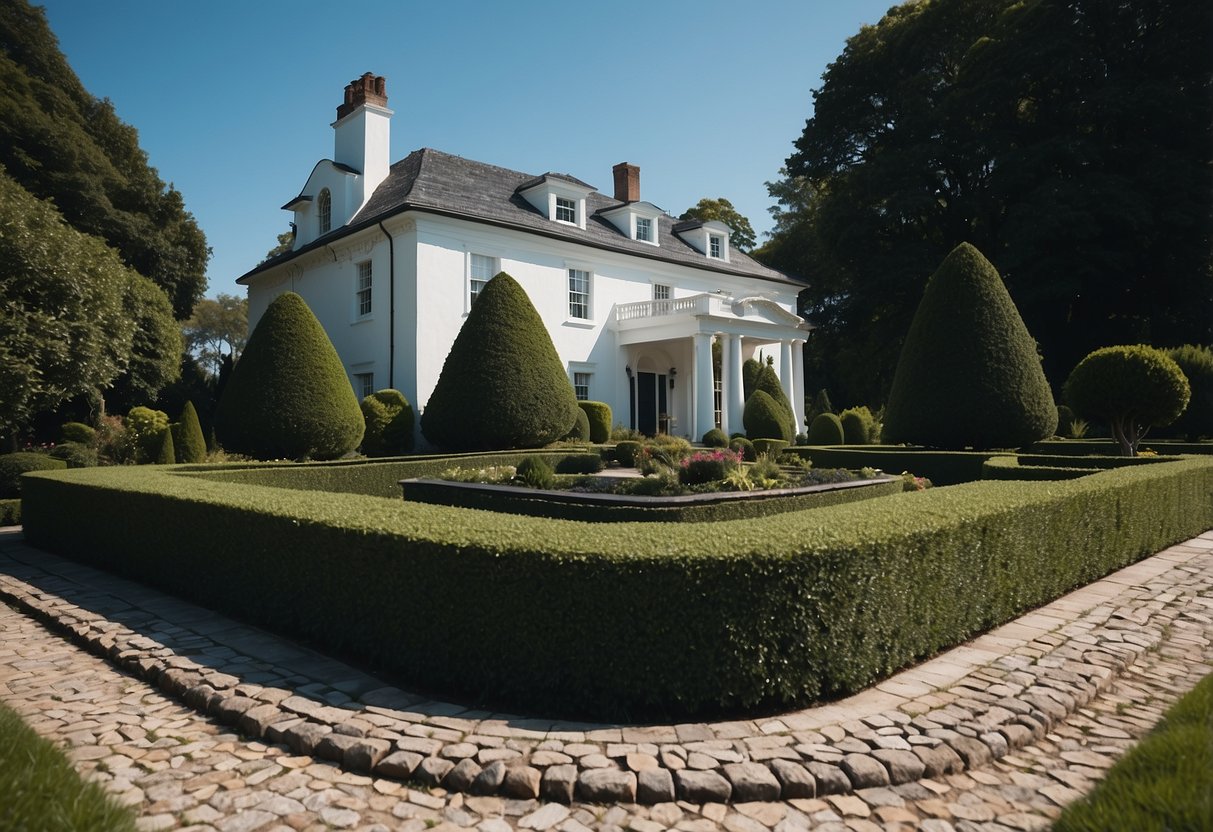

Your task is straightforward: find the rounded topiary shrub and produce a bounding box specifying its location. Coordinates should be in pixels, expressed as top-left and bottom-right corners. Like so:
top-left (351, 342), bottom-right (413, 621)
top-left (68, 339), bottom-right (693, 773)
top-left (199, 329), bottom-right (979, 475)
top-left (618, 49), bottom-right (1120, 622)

top-left (555, 452), bottom-right (604, 474)
top-left (578, 401), bottom-right (612, 444)
top-left (882, 243), bottom-right (1057, 449)
top-left (754, 365), bottom-right (796, 442)
top-left (0, 452), bottom-right (66, 498)
top-left (48, 441), bottom-right (97, 468)
top-left (564, 407), bottom-right (591, 442)
top-left (808, 412), bottom-right (845, 444)
top-left (361, 389), bottom-right (415, 456)
top-left (1064, 345), bottom-right (1190, 456)
top-left (614, 440), bottom-right (643, 467)
top-left (840, 406), bottom-right (876, 445)
top-left (1165, 344), bottom-right (1213, 440)
top-left (173, 400), bottom-right (207, 463)
top-left (729, 436), bottom-right (757, 462)
top-left (421, 273), bottom-right (579, 451)
top-left (214, 292), bottom-right (364, 460)
top-left (516, 455), bottom-right (555, 489)
top-left (60, 422), bottom-right (96, 445)
top-left (744, 390), bottom-right (789, 440)
top-left (701, 428), bottom-right (728, 448)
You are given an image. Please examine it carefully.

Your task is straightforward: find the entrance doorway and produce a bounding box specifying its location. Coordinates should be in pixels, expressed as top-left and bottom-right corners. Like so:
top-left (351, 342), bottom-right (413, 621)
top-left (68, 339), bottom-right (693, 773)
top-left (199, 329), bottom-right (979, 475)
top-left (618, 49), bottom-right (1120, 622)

top-left (634, 371), bottom-right (668, 435)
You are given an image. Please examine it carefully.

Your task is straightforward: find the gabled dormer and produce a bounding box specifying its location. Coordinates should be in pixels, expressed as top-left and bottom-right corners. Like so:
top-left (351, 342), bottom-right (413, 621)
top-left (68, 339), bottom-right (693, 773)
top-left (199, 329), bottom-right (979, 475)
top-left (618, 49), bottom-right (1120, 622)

top-left (282, 73), bottom-right (393, 250)
top-left (673, 218), bottom-right (732, 264)
top-left (598, 162), bottom-right (663, 246)
top-left (516, 173), bottom-right (594, 230)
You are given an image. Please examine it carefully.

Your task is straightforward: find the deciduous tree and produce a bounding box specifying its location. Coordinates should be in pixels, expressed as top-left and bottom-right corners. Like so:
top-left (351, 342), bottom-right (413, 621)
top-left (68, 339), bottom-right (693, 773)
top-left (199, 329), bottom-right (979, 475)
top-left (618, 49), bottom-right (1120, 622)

top-left (680, 198), bottom-right (756, 252)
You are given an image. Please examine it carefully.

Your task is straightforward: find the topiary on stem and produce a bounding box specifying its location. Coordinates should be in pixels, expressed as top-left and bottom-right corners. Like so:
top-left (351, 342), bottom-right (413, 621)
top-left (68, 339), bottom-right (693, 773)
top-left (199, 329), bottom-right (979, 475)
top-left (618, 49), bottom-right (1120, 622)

top-left (214, 292), bottom-right (364, 460)
top-left (883, 243), bottom-right (1056, 449)
top-left (421, 273), bottom-right (579, 451)
top-left (1064, 345), bottom-right (1190, 456)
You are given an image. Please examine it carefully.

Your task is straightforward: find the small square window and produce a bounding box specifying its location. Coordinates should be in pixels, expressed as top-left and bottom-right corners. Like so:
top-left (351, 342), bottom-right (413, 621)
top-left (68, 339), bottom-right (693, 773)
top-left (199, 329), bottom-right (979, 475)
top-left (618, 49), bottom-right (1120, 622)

top-left (573, 372), bottom-right (591, 401)
top-left (709, 235), bottom-right (723, 259)
top-left (356, 261), bottom-right (372, 316)
top-left (469, 254), bottom-right (495, 306)
top-left (652, 284), bottom-right (671, 301)
top-left (635, 217), bottom-right (652, 242)
top-left (555, 197), bottom-right (577, 223)
top-left (353, 372), bottom-right (374, 400)
top-left (568, 269), bottom-right (591, 319)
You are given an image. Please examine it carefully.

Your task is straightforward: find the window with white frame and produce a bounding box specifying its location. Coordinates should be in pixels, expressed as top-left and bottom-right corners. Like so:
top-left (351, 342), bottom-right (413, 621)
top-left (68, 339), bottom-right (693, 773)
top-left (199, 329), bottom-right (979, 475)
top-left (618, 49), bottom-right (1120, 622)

top-left (568, 268), bottom-right (590, 319)
top-left (469, 253), bottom-right (496, 307)
top-left (555, 196), bottom-right (577, 223)
top-left (353, 372), bottom-right (374, 400)
top-left (709, 234), bottom-right (723, 259)
top-left (318, 188), bottom-right (331, 235)
top-left (635, 216), bottom-right (652, 242)
top-left (356, 261), bottom-right (372, 317)
top-left (652, 283), bottom-right (670, 300)
top-left (573, 372), bottom-right (591, 401)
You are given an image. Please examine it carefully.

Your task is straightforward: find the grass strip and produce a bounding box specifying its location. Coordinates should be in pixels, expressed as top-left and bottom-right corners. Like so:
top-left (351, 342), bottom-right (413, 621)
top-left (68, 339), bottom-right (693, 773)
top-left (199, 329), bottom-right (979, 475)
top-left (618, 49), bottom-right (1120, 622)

top-left (0, 698), bottom-right (137, 832)
top-left (1053, 672), bottom-right (1213, 831)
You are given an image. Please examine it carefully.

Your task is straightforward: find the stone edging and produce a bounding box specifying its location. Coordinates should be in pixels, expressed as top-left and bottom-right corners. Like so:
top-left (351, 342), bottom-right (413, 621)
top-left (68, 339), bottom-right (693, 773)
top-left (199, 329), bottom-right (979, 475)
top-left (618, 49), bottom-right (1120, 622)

top-left (0, 538), bottom-right (1202, 806)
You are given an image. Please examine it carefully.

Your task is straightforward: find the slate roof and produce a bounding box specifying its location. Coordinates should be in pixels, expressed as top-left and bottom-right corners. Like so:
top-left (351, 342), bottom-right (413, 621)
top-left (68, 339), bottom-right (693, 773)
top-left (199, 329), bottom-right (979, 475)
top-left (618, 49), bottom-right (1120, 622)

top-left (241, 148), bottom-right (800, 286)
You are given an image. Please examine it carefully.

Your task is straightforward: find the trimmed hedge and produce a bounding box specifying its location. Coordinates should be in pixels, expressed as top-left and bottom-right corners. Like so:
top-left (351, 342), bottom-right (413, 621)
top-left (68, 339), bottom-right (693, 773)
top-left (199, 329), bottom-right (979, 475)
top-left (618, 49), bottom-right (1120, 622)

top-left (20, 456), bottom-right (1213, 719)
top-left (578, 401), bottom-right (612, 444)
top-left (1026, 439), bottom-right (1213, 456)
top-left (786, 446), bottom-right (1009, 486)
top-left (981, 457), bottom-right (1094, 481)
top-left (0, 499), bottom-right (19, 525)
top-left (0, 453), bottom-right (66, 498)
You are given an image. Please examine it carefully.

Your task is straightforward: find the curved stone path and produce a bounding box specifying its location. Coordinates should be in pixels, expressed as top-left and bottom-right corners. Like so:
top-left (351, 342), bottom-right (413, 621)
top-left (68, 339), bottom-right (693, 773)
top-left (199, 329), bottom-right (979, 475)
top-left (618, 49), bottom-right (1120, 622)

top-left (0, 526), bottom-right (1210, 831)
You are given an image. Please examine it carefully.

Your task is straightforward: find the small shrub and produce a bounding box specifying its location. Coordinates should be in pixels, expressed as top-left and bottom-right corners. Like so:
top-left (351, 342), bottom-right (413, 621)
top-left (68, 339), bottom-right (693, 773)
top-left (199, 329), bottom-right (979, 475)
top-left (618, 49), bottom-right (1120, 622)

top-left (60, 422), bottom-right (96, 445)
top-left (636, 444), bottom-right (681, 476)
top-left (749, 454), bottom-right (783, 486)
top-left (516, 456), bottom-right (555, 489)
top-left (840, 406), bottom-right (876, 444)
top-left (752, 438), bottom-right (790, 457)
top-left (95, 415), bottom-right (128, 464)
top-left (48, 442), bottom-right (97, 469)
top-left (360, 389), bottom-right (416, 456)
top-left (729, 436), bottom-right (757, 462)
top-left (901, 471), bottom-right (933, 491)
top-left (806, 388), bottom-right (834, 423)
top-left (701, 428), bottom-right (728, 448)
top-left (578, 401), bottom-right (612, 444)
top-left (173, 401), bottom-right (207, 464)
top-left (613, 440), bottom-right (643, 467)
top-left (808, 412), bottom-right (845, 444)
top-left (555, 453), bottom-right (604, 475)
top-left (744, 390), bottom-right (788, 440)
top-left (649, 433), bottom-right (692, 455)
top-left (564, 408), bottom-right (591, 442)
top-left (610, 424), bottom-right (643, 441)
top-left (0, 453), bottom-right (66, 498)
top-left (0, 499), bottom-right (19, 525)
top-left (1069, 418), bottom-right (1090, 439)
top-left (679, 448), bottom-right (742, 485)
top-left (794, 433), bottom-right (808, 446)
top-left (125, 406), bottom-right (169, 463)
top-left (1055, 405), bottom-right (1075, 439)
top-left (154, 429), bottom-right (175, 465)
top-left (623, 469), bottom-right (681, 496)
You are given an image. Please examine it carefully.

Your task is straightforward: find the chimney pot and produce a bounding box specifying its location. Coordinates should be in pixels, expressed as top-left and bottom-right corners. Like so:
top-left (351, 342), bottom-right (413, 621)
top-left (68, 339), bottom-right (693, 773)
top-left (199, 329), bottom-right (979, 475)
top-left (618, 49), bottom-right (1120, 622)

top-left (613, 162), bottom-right (640, 202)
top-left (336, 73), bottom-right (388, 120)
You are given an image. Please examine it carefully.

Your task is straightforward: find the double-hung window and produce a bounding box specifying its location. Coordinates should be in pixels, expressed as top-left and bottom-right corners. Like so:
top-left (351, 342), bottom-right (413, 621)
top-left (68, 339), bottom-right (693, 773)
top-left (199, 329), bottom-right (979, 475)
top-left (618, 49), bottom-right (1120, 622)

top-left (709, 234), bottom-right (723, 259)
top-left (568, 269), bottom-right (591, 319)
top-left (573, 372), bottom-right (591, 401)
top-left (635, 217), bottom-right (652, 242)
top-left (356, 261), bottom-right (372, 317)
top-left (353, 372), bottom-right (374, 400)
top-left (555, 197), bottom-right (577, 223)
top-left (469, 254), bottom-right (495, 307)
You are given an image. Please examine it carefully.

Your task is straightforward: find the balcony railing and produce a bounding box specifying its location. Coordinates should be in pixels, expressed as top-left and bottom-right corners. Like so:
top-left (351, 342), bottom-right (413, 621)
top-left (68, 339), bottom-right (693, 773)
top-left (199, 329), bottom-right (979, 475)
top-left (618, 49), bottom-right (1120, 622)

top-left (615, 293), bottom-right (713, 322)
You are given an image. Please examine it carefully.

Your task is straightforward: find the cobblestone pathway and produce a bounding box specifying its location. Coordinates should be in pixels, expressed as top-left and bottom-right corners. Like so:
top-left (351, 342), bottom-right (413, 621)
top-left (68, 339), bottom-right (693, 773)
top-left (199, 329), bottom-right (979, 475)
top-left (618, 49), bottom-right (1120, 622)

top-left (0, 528), bottom-right (1210, 831)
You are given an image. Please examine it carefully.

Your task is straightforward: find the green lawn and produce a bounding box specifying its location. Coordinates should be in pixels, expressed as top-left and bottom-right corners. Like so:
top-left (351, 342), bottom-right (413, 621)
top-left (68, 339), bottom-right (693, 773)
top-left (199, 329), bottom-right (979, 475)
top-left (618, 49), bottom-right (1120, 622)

top-left (1053, 672), bottom-right (1213, 831)
top-left (0, 700), bottom-right (136, 832)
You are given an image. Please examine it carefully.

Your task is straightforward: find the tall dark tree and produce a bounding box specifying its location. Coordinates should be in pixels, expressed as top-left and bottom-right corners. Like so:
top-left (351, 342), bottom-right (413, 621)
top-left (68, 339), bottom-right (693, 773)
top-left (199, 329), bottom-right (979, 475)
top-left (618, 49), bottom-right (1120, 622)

top-left (0, 0), bottom-right (209, 319)
top-left (760, 0), bottom-right (1213, 408)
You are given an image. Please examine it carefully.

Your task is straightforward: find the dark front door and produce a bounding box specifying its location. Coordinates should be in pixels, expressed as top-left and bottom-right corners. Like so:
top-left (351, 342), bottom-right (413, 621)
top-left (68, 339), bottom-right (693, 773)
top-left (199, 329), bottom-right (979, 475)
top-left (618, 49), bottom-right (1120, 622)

top-left (637, 372), bottom-right (657, 435)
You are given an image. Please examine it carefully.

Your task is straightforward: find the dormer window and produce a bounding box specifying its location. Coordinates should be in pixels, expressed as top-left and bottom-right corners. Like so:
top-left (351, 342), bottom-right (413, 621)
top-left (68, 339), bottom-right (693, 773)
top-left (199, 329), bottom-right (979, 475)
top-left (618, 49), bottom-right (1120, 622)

top-left (317, 188), bottom-right (332, 235)
top-left (636, 217), bottom-right (653, 242)
top-left (709, 234), bottom-right (723, 259)
top-left (673, 218), bottom-right (731, 262)
top-left (555, 197), bottom-right (577, 224)
top-left (599, 200), bottom-right (662, 246)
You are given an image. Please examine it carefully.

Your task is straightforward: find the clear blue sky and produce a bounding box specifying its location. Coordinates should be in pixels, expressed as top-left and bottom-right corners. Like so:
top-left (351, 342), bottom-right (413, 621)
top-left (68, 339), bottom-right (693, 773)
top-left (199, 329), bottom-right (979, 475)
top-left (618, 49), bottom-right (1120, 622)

top-left (38, 0), bottom-right (893, 298)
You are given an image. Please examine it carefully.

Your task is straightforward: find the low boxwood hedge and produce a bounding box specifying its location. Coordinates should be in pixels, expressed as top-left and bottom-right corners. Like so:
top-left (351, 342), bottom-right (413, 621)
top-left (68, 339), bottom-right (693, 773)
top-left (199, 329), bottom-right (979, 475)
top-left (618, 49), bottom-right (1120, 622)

top-left (982, 453), bottom-right (1178, 481)
top-left (787, 446), bottom-right (1010, 485)
top-left (20, 456), bottom-right (1213, 720)
top-left (1027, 439), bottom-right (1213, 456)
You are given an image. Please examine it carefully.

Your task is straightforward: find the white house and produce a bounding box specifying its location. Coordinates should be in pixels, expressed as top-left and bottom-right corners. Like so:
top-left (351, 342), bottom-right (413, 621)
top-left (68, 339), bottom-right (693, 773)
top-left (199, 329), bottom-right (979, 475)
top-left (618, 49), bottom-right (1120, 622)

top-left (237, 74), bottom-right (810, 444)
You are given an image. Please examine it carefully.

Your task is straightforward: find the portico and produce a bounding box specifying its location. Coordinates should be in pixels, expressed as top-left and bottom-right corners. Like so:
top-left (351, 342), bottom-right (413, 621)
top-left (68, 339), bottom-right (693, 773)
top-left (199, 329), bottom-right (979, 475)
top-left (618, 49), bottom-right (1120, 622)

top-left (615, 293), bottom-right (810, 439)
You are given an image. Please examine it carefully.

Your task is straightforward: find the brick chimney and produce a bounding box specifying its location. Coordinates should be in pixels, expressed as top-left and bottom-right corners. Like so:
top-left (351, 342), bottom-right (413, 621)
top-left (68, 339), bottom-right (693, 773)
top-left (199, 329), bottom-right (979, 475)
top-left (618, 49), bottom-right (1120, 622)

top-left (336, 72), bottom-right (388, 120)
top-left (613, 162), bottom-right (640, 202)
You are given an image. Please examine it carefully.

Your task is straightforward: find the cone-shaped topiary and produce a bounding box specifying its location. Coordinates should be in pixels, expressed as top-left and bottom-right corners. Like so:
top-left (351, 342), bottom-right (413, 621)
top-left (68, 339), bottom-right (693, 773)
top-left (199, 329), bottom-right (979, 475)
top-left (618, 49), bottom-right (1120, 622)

top-left (1165, 345), bottom-right (1213, 440)
top-left (214, 292), bottom-right (364, 460)
top-left (174, 401), bottom-right (207, 463)
top-left (808, 412), bottom-right (845, 444)
top-left (1064, 345), bottom-right (1190, 456)
top-left (742, 358), bottom-right (762, 402)
top-left (154, 426), bottom-right (175, 464)
top-left (754, 365), bottom-right (796, 442)
top-left (577, 401), bottom-right (612, 444)
top-left (743, 390), bottom-right (788, 440)
top-left (360, 389), bottom-right (415, 456)
top-left (883, 243), bottom-right (1056, 449)
top-left (421, 272), bottom-right (579, 450)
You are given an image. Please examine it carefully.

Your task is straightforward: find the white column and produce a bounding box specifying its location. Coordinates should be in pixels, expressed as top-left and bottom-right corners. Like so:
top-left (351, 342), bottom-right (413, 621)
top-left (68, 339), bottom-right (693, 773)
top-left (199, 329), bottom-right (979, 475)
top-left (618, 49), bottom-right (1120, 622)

top-left (728, 333), bottom-right (745, 434)
top-left (719, 334), bottom-right (732, 435)
top-left (792, 339), bottom-right (806, 433)
top-left (694, 332), bottom-right (715, 440)
top-left (780, 340), bottom-right (795, 413)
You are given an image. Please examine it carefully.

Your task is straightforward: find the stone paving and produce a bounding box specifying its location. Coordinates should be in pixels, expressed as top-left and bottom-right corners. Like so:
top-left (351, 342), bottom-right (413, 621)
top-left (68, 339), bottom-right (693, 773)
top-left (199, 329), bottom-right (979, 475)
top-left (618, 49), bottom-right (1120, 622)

top-left (0, 526), bottom-right (1210, 830)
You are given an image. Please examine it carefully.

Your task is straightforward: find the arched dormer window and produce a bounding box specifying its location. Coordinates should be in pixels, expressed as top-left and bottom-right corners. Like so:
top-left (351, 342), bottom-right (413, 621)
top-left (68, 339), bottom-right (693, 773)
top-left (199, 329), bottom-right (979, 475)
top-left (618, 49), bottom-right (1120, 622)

top-left (317, 188), bottom-right (332, 235)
